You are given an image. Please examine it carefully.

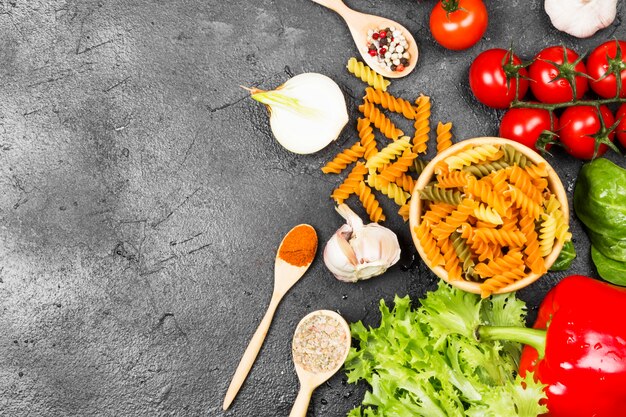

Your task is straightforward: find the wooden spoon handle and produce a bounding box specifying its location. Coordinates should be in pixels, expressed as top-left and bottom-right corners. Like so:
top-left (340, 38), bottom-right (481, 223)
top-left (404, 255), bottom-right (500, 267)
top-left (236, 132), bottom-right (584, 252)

top-left (309, 0), bottom-right (352, 16)
top-left (222, 296), bottom-right (280, 410)
top-left (288, 383), bottom-right (314, 417)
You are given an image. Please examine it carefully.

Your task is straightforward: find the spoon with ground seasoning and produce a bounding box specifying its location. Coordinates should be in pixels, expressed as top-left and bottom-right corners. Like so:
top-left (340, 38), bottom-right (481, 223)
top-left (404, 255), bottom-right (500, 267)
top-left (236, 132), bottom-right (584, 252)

top-left (289, 310), bottom-right (351, 417)
top-left (223, 224), bottom-right (318, 411)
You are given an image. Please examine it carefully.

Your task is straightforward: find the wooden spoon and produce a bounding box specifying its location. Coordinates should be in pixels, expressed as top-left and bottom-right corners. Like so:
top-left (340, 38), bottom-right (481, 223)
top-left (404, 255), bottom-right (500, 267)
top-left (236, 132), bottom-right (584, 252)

top-left (289, 310), bottom-right (351, 417)
top-left (222, 224), bottom-right (318, 411)
top-left (310, 0), bottom-right (418, 78)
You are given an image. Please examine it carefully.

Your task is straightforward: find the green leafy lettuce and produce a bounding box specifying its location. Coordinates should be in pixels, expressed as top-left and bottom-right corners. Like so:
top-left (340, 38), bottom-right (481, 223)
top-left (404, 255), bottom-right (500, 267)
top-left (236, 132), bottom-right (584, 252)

top-left (345, 282), bottom-right (547, 417)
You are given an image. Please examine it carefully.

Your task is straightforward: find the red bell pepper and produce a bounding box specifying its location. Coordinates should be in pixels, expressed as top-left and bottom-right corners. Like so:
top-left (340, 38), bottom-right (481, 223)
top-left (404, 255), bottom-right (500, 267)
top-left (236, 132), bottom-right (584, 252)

top-left (477, 275), bottom-right (626, 417)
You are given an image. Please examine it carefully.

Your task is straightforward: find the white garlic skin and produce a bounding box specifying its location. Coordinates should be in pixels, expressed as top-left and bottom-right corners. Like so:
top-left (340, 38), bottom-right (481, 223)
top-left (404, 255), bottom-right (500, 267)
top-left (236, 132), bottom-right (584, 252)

top-left (323, 204), bottom-right (401, 283)
top-left (545, 0), bottom-right (617, 38)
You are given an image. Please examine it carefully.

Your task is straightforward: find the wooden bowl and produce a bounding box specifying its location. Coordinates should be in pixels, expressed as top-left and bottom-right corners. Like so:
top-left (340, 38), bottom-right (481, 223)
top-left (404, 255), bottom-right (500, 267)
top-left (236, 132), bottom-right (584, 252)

top-left (408, 137), bottom-right (569, 295)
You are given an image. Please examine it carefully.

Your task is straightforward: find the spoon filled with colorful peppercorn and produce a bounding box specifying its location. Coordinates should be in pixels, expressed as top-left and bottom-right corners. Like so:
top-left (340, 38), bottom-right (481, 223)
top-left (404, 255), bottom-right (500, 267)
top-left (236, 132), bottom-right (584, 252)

top-left (310, 0), bottom-right (418, 78)
top-left (289, 310), bottom-right (351, 417)
top-left (223, 224), bottom-right (318, 411)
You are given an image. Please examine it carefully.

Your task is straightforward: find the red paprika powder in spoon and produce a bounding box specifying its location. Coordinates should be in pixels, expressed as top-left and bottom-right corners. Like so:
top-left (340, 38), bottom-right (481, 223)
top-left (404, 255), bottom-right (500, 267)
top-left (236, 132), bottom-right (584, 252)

top-left (278, 224), bottom-right (318, 267)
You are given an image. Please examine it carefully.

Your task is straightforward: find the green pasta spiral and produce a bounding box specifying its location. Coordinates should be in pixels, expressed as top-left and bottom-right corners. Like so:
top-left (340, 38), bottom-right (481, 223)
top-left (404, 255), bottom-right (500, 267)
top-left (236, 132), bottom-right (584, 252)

top-left (462, 160), bottom-right (511, 178)
top-left (419, 185), bottom-right (462, 206)
top-left (502, 144), bottom-right (531, 168)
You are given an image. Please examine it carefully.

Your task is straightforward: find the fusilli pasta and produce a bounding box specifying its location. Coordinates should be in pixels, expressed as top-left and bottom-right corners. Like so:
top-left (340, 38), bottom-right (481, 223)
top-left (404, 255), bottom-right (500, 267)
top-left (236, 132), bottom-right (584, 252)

top-left (359, 100), bottom-right (404, 141)
top-left (347, 57), bottom-right (390, 91)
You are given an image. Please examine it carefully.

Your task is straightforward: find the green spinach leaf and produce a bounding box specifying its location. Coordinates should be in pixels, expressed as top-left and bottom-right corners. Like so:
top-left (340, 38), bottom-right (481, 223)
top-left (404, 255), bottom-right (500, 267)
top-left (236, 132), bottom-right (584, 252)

top-left (591, 245), bottom-right (626, 286)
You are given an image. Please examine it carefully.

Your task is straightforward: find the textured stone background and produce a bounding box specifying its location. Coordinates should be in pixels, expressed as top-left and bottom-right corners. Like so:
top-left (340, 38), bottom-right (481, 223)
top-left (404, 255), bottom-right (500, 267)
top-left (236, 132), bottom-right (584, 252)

top-left (1, 0), bottom-right (626, 416)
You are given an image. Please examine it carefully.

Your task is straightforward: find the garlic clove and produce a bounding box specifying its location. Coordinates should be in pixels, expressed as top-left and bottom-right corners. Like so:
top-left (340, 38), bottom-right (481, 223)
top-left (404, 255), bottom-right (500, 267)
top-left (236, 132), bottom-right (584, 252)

top-left (545, 0), bottom-right (617, 38)
top-left (323, 204), bottom-right (401, 282)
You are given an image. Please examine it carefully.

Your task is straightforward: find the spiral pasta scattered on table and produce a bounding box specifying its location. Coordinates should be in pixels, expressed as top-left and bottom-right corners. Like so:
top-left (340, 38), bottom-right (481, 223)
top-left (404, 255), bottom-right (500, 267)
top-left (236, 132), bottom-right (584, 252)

top-left (412, 95), bottom-right (431, 154)
top-left (435, 121), bottom-right (453, 154)
top-left (331, 162), bottom-right (368, 204)
top-left (358, 101), bottom-right (404, 141)
top-left (357, 118), bottom-right (378, 160)
top-left (321, 141), bottom-right (365, 174)
top-left (357, 181), bottom-right (386, 222)
top-left (347, 57), bottom-right (391, 91)
top-left (367, 173), bottom-right (410, 206)
top-left (413, 142), bottom-right (571, 297)
top-left (363, 87), bottom-right (416, 119)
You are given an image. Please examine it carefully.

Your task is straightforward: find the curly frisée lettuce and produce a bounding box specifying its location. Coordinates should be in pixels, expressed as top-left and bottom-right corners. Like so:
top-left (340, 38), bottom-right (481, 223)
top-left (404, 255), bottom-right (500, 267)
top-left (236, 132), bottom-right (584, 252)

top-left (345, 282), bottom-right (547, 417)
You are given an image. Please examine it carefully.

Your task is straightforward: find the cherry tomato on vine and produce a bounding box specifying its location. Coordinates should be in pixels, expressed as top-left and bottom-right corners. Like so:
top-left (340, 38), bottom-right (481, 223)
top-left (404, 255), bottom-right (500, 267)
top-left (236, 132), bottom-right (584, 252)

top-left (615, 104), bottom-right (626, 148)
top-left (588, 40), bottom-right (626, 99)
top-left (469, 49), bottom-right (529, 109)
top-left (558, 105), bottom-right (615, 160)
top-left (499, 108), bottom-right (557, 151)
top-left (528, 46), bottom-right (588, 104)
top-left (430, 0), bottom-right (488, 51)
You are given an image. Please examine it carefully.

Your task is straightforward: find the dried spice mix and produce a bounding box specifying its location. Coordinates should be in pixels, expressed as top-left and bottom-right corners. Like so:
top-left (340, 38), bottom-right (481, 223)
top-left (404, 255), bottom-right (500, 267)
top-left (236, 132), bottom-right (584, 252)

top-left (292, 313), bottom-right (349, 373)
top-left (366, 26), bottom-right (411, 73)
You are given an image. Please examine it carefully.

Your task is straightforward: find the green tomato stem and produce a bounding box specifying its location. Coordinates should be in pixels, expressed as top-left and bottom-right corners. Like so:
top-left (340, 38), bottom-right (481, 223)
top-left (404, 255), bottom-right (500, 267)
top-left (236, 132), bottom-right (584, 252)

top-left (476, 325), bottom-right (547, 359)
top-left (511, 97), bottom-right (626, 111)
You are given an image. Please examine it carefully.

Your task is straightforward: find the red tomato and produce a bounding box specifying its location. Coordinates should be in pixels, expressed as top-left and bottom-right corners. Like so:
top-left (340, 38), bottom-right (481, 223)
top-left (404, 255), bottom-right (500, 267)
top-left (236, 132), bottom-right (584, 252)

top-left (615, 104), bottom-right (626, 147)
top-left (588, 40), bottom-right (626, 99)
top-left (430, 0), bottom-right (488, 51)
top-left (559, 105), bottom-right (615, 160)
top-left (499, 108), bottom-right (558, 151)
top-left (528, 46), bottom-right (588, 104)
top-left (469, 49), bottom-right (529, 109)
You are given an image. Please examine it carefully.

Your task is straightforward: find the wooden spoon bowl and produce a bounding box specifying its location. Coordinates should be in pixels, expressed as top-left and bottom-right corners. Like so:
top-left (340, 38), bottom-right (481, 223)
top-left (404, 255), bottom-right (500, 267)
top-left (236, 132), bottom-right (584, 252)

top-left (311, 0), bottom-right (418, 79)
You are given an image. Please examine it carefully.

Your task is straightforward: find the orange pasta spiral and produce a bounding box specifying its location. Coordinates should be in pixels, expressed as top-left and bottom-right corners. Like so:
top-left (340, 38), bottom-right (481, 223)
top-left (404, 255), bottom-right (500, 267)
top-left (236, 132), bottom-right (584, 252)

top-left (363, 87), bottom-right (416, 119)
top-left (357, 181), bottom-right (386, 222)
top-left (359, 101), bottom-right (404, 141)
top-left (464, 176), bottom-right (508, 217)
top-left (415, 223), bottom-right (445, 267)
top-left (436, 171), bottom-right (471, 189)
top-left (398, 202), bottom-right (411, 222)
top-left (357, 117), bottom-right (378, 160)
top-left (378, 148), bottom-right (417, 185)
top-left (473, 228), bottom-right (527, 247)
top-left (438, 237), bottom-right (462, 280)
top-left (506, 165), bottom-right (542, 204)
top-left (474, 250), bottom-right (524, 278)
top-left (321, 141), bottom-right (365, 174)
top-left (330, 162), bottom-right (368, 204)
top-left (394, 173), bottom-right (415, 193)
top-left (412, 95), bottom-right (431, 154)
top-left (519, 214), bottom-right (546, 275)
top-left (431, 198), bottom-right (478, 241)
top-left (506, 184), bottom-right (543, 220)
top-left (436, 121), bottom-right (453, 154)
top-left (480, 267), bottom-right (527, 298)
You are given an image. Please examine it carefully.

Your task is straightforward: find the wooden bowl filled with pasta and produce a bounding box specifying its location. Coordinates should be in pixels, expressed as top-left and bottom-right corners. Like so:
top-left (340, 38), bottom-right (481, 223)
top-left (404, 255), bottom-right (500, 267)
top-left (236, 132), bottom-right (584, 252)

top-left (409, 137), bottom-right (570, 297)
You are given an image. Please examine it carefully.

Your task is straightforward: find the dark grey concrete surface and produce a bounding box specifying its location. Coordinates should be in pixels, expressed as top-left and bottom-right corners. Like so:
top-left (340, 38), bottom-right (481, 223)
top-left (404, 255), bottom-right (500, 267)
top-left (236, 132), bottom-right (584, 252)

top-left (1, 0), bottom-right (626, 416)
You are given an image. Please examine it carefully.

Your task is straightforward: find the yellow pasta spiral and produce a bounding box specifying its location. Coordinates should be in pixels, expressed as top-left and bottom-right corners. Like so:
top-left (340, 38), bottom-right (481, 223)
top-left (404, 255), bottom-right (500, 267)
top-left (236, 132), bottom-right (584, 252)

top-left (412, 95), bottom-right (431, 154)
top-left (367, 173), bottom-right (409, 206)
top-left (436, 121), bottom-right (453, 154)
top-left (357, 181), bottom-right (386, 222)
top-left (365, 136), bottom-right (412, 172)
top-left (539, 212), bottom-right (557, 257)
top-left (363, 87), bottom-right (416, 119)
top-left (444, 144), bottom-right (503, 171)
top-left (321, 141), bottom-right (366, 174)
top-left (356, 117), bottom-right (378, 160)
top-left (346, 57), bottom-right (391, 91)
top-left (331, 162), bottom-right (368, 204)
top-left (359, 101), bottom-right (404, 141)
top-left (378, 148), bottom-right (417, 185)
top-left (473, 203), bottom-right (503, 225)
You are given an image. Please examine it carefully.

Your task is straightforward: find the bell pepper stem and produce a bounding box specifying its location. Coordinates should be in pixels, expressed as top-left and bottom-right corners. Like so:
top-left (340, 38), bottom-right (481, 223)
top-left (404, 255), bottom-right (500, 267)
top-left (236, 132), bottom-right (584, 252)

top-left (476, 326), bottom-right (547, 359)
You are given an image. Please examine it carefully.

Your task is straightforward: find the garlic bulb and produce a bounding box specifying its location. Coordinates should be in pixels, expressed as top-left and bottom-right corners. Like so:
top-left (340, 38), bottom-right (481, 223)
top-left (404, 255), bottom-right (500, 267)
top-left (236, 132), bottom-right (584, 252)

top-left (246, 73), bottom-right (349, 154)
top-left (545, 0), bottom-right (617, 38)
top-left (324, 204), bottom-right (400, 282)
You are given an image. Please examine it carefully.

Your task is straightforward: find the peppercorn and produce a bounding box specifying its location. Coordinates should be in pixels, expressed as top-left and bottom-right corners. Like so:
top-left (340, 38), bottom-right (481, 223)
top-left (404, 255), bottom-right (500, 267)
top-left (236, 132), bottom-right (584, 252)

top-left (396, 64), bottom-right (405, 72)
top-left (400, 58), bottom-right (409, 66)
top-left (372, 32), bottom-right (380, 40)
top-left (390, 64), bottom-right (397, 71)
top-left (379, 37), bottom-right (388, 46)
top-left (368, 43), bottom-right (377, 50)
